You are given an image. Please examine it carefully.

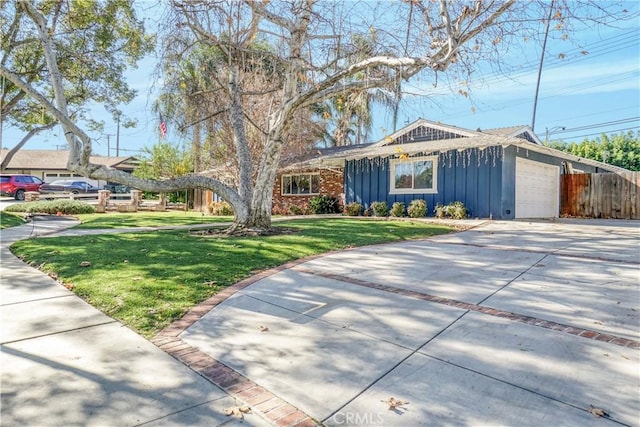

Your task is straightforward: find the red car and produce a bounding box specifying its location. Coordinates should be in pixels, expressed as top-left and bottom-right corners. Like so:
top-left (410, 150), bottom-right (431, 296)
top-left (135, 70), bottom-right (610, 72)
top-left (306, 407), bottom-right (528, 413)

top-left (0, 174), bottom-right (44, 200)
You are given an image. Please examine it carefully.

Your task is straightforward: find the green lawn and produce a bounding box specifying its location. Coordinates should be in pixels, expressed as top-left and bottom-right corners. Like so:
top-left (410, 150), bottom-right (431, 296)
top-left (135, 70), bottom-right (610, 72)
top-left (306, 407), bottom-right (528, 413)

top-left (0, 211), bottom-right (26, 229)
top-left (74, 211), bottom-right (234, 228)
top-left (10, 218), bottom-right (452, 338)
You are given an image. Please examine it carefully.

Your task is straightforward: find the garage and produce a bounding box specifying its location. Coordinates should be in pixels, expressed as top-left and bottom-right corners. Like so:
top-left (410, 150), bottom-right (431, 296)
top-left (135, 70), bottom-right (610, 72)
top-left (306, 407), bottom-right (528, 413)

top-left (515, 157), bottom-right (560, 218)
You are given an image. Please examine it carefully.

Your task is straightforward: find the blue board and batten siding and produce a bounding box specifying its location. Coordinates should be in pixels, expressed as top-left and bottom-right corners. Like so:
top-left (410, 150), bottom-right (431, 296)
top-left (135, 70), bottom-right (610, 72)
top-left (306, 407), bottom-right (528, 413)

top-left (345, 147), bottom-right (504, 218)
top-left (344, 145), bottom-right (603, 219)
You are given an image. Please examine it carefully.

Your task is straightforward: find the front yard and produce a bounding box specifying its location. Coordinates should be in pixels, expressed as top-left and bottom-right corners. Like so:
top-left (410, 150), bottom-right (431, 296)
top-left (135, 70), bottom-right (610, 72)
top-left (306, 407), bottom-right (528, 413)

top-left (10, 218), bottom-right (452, 338)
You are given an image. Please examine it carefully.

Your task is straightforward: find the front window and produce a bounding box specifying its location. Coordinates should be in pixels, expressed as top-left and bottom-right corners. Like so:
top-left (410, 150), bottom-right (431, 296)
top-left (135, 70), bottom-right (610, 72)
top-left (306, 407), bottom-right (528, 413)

top-left (281, 173), bottom-right (320, 195)
top-left (390, 156), bottom-right (438, 194)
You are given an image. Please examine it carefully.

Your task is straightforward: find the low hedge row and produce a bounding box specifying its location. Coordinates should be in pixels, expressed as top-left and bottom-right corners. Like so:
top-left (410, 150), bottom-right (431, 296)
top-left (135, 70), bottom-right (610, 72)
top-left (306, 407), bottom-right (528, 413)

top-left (4, 200), bottom-right (95, 215)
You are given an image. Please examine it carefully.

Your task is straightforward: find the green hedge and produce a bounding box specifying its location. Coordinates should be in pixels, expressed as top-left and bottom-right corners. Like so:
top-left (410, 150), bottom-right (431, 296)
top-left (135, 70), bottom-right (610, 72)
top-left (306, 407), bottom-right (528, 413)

top-left (309, 195), bottom-right (340, 214)
top-left (344, 202), bottom-right (362, 216)
top-left (4, 200), bottom-right (95, 215)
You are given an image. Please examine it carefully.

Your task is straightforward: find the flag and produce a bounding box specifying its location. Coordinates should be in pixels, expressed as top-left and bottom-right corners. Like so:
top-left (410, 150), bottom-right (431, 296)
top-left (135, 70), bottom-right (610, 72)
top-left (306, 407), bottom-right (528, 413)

top-left (159, 112), bottom-right (167, 138)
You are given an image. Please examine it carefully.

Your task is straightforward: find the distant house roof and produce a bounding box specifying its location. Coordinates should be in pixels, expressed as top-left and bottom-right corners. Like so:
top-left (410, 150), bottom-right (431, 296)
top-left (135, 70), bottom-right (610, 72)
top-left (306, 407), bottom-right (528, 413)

top-left (0, 150), bottom-right (137, 171)
top-left (481, 125), bottom-right (541, 144)
top-left (283, 118), bottom-right (627, 174)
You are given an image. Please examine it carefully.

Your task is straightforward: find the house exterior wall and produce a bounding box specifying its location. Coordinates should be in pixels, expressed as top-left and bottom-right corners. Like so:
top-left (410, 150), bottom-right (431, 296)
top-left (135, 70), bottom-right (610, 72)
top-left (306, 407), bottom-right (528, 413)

top-left (345, 147), bottom-right (504, 218)
top-left (272, 168), bottom-right (344, 215)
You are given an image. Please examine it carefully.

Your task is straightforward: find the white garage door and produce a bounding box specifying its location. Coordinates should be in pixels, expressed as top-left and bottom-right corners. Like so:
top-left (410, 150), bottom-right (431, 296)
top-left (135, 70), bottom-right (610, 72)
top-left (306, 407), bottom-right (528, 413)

top-left (515, 157), bottom-right (559, 218)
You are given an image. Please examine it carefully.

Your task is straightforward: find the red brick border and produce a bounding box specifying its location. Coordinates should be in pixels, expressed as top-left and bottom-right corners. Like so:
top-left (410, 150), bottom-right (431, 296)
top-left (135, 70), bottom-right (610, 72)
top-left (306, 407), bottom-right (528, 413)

top-left (292, 266), bottom-right (640, 350)
top-left (150, 334), bottom-right (319, 426)
top-left (153, 259), bottom-right (324, 426)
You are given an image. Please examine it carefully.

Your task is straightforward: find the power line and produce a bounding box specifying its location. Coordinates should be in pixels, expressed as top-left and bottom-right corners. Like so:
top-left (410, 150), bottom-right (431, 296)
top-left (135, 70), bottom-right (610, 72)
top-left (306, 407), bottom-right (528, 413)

top-left (551, 117), bottom-right (639, 134)
top-left (554, 125), bottom-right (639, 141)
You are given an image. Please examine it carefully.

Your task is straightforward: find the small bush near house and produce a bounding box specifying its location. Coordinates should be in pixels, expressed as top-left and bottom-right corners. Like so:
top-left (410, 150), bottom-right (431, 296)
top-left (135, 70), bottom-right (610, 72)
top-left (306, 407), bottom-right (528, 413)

top-left (5, 200), bottom-right (95, 215)
top-left (289, 205), bottom-right (304, 215)
top-left (309, 195), bottom-right (339, 214)
top-left (344, 202), bottom-right (362, 216)
top-left (408, 199), bottom-right (427, 218)
top-left (371, 201), bottom-right (389, 217)
top-left (434, 201), bottom-right (468, 219)
top-left (208, 201), bottom-right (234, 216)
top-left (448, 201), bottom-right (468, 219)
top-left (390, 202), bottom-right (405, 217)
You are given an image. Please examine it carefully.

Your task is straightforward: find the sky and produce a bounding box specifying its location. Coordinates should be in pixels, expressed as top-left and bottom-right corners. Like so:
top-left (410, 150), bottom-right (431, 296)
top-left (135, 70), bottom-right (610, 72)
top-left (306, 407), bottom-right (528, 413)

top-left (2, 2), bottom-right (639, 157)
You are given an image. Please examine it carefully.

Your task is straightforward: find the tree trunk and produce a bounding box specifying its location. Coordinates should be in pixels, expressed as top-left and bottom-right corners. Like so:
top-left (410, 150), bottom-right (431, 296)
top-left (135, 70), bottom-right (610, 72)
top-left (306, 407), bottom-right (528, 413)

top-left (245, 202), bottom-right (272, 229)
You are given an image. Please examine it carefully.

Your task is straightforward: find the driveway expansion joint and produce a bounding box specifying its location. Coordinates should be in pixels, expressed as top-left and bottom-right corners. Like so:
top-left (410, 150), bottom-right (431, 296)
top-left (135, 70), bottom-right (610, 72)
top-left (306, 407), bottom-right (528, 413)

top-left (292, 266), bottom-right (640, 350)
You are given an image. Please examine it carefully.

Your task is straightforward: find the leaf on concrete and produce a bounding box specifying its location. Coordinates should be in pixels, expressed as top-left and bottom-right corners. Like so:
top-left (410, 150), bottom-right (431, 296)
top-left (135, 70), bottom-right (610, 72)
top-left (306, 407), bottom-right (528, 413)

top-left (381, 397), bottom-right (409, 410)
top-left (258, 325), bottom-right (269, 332)
top-left (588, 405), bottom-right (609, 418)
top-left (224, 405), bottom-right (251, 418)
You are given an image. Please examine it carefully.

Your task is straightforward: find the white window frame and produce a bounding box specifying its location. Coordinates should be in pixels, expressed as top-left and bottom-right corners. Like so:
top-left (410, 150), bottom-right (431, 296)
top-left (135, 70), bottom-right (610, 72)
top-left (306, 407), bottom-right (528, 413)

top-left (389, 155), bottom-right (438, 195)
top-left (281, 173), bottom-right (321, 196)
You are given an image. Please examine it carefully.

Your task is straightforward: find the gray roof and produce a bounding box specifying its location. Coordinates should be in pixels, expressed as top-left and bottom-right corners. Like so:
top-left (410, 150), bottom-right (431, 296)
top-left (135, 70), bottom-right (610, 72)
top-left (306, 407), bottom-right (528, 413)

top-left (285, 131), bottom-right (628, 174)
top-left (0, 150), bottom-right (136, 170)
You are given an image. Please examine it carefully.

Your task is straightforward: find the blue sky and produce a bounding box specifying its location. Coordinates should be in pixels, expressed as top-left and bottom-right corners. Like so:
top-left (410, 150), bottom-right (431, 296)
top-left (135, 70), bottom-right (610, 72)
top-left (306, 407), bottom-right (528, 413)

top-left (2, 3), bottom-right (639, 157)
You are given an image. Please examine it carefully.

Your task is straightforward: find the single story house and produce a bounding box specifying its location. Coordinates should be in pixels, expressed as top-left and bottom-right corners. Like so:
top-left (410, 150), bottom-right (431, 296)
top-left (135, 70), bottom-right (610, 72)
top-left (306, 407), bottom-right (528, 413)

top-left (272, 145), bottom-right (359, 214)
top-left (282, 118), bottom-right (627, 219)
top-left (0, 149), bottom-right (138, 188)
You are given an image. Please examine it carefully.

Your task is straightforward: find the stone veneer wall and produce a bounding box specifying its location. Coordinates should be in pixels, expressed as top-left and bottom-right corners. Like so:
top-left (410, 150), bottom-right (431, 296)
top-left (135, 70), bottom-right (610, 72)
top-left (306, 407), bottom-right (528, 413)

top-left (272, 168), bottom-right (344, 215)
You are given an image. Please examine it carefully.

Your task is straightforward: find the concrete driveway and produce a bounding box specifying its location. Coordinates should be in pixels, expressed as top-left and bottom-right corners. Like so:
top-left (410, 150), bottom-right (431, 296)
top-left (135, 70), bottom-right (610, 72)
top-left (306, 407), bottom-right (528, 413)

top-left (157, 219), bottom-right (639, 426)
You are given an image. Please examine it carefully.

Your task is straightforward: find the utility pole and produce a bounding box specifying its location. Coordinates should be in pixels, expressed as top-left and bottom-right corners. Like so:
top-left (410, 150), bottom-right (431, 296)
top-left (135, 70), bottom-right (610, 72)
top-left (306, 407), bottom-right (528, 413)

top-left (115, 113), bottom-right (121, 157)
top-left (531, 0), bottom-right (555, 132)
top-left (106, 134), bottom-right (113, 157)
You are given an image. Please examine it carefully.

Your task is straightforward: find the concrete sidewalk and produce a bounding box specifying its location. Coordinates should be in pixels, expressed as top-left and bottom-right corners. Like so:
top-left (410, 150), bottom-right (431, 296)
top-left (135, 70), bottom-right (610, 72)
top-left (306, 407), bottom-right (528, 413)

top-left (161, 219), bottom-right (639, 426)
top-left (1, 216), bottom-right (269, 426)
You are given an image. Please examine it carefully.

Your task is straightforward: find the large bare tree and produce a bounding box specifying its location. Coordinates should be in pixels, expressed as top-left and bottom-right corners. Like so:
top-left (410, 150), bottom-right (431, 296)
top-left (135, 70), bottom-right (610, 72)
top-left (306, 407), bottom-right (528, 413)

top-left (1, 0), bottom-right (632, 230)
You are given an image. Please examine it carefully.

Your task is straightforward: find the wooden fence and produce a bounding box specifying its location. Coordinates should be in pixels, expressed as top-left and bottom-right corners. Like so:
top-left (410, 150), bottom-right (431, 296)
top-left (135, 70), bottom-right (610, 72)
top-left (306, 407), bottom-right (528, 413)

top-left (561, 172), bottom-right (639, 219)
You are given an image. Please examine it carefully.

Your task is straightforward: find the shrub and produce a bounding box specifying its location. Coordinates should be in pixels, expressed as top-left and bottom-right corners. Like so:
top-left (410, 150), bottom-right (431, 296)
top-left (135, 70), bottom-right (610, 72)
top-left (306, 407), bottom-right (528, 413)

top-left (207, 201), bottom-right (234, 216)
top-left (309, 195), bottom-right (339, 214)
top-left (289, 205), bottom-right (304, 215)
top-left (408, 199), bottom-right (427, 218)
top-left (434, 201), bottom-right (468, 219)
top-left (371, 201), bottom-right (389, 217)
top-left (390, 202), bottom-right (405, 217)
top-left (449, 201), bottom-right (468, 219)
top-left (344, 202), bottom-right (362, 216)
top-left (5, 200), bottom-right (95, 215)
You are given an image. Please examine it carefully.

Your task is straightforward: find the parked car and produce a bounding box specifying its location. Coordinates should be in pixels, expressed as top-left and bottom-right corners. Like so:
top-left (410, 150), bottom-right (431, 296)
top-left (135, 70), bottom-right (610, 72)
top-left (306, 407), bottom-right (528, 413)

top-left (0, 174), bottom-right (44, 200)
top-left (39, 180), bottom-right (100, 194)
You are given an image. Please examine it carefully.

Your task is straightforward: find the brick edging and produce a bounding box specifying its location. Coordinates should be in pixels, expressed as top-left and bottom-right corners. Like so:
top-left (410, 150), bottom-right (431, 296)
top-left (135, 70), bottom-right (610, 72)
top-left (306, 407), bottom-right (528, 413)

top-left (151, 335), bottom-right (318, 427)
top-left (153, 259), bottom-right (328, 426)
top-left (293, 266), bottom-right (640, 350)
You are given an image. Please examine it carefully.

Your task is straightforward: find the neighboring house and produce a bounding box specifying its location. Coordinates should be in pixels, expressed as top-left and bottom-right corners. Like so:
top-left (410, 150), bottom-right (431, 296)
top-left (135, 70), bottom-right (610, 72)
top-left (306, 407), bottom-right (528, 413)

top-left (0, 149), bottom-right (138, 188)
top-left (285, 118), bottom-right (627, 219)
